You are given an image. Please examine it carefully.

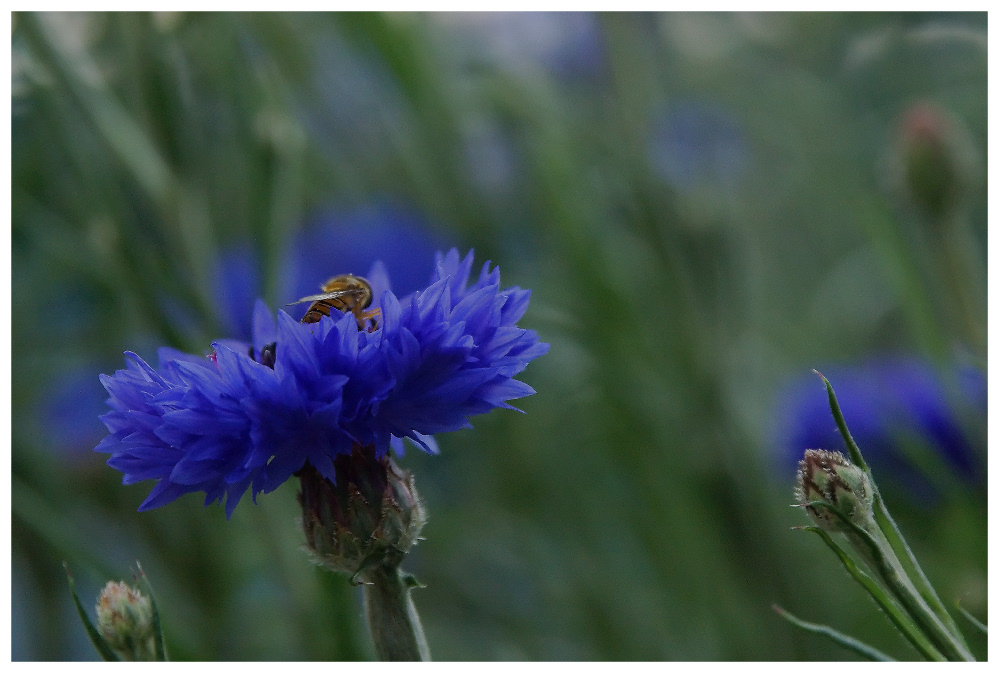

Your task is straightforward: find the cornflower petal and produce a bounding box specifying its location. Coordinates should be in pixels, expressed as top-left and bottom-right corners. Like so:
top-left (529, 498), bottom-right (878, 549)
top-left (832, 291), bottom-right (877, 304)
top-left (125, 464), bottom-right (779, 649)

top-left (366, 260), bottom-right (392, 302)
top-left (252, 298), bottom-right (278, 354)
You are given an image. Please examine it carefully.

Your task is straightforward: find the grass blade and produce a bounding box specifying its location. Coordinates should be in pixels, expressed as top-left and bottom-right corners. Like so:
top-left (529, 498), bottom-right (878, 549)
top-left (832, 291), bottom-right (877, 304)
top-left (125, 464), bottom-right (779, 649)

top-left (772, 604), bottom-right (894, 661)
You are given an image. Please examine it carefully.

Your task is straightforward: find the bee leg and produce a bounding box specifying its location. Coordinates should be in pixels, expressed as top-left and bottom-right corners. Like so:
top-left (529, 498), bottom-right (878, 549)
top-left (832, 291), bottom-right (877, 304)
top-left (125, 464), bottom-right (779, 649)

top-left (358, 307), bottom-right (381, 332)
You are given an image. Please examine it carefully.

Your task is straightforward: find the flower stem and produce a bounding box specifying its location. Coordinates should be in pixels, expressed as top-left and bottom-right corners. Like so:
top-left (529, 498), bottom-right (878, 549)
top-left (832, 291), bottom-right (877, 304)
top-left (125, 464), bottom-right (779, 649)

top-left (803, 525), bottom-right (945, 661)
top-left (362, 564), bottom-right (430, 661)
top-left (850, 525), bottom-right (973, 661)
top-left (817, 372), bottom-right (971, 658)
top-left (870, 490), bottom-right (969, 651)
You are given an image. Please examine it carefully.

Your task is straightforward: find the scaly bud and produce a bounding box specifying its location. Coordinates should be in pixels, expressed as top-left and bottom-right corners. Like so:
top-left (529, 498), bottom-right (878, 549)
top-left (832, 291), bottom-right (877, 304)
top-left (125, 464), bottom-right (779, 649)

top-left (795, 449), bottom-right (874, 532)
top-left (298, 445), bottom-right (426, 581)
top-left (95, 581), bottom-right (157, 661)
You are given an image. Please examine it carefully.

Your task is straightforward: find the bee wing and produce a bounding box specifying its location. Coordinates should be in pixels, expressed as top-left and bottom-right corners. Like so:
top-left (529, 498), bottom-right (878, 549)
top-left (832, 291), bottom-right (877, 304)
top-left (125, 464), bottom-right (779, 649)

top-left (286, 289), bottom-right (361, 306)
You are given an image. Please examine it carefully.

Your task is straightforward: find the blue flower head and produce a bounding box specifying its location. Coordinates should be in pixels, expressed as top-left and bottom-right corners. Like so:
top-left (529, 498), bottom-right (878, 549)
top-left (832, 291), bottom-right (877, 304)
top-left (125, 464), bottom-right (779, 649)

top-left (97, 249), bottom-right (549, 518)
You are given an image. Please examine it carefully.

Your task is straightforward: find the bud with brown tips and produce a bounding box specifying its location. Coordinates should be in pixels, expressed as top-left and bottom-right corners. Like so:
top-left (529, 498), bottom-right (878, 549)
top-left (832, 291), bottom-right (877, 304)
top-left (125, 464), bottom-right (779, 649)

top-left (795, 448), bottom-right (873, 533)
top-left (298, 445), bottom-right (426, 582)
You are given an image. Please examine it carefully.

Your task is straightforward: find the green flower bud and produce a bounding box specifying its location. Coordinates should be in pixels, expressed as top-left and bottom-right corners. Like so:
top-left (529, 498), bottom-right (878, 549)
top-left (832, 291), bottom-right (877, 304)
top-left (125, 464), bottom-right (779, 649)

top-left (95, 580), bottom-right (157, 661)
top-left (795, 449), bottom-right (874, 532)
top-left (896, 101), bottom-right (979, 220)
top-left (298, 445), bottom-right (426, 581)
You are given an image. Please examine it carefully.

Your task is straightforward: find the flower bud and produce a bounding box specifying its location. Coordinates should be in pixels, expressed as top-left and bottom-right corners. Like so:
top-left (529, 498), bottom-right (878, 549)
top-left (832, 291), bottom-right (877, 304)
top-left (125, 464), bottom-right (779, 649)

top-left (896, 101), bottom-right (978, 220)
top-left (95, 580), bottom-right (157, 661)
top-left (795, 449), bottom-right (874, 532)
top-left (298, 445), bottom-right (426, 581)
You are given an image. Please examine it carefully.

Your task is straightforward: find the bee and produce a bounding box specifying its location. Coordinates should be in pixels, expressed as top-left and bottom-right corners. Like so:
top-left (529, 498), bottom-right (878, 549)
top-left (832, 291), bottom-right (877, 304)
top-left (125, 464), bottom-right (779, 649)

top-left (288, 274), bottom-right (380, 329)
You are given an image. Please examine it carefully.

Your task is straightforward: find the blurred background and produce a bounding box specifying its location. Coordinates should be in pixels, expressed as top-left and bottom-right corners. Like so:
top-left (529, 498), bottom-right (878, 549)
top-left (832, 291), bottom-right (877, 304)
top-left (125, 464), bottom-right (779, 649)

top-left (11, 12), bottom-right (987, 661)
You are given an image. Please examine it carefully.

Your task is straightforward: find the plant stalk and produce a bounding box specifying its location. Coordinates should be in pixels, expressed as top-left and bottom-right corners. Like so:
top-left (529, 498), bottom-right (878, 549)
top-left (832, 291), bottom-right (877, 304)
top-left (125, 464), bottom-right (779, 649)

top-left (362, 564), bottom-right (430, 661)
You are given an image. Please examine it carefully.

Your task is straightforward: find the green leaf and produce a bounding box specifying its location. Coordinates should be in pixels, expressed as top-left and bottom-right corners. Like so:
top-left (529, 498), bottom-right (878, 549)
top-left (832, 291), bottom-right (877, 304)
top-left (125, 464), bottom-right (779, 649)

top-left (813, 370), bottom-right (867, 470)
top-left (135, 562), bottom-right (168, 662)
top-left (956, 605), bottom-right (987, 635)
top-left (400, 570), bottom-right (425, 590)
top-left (772, 604), bottom-right (894, 661)
top-left (63, 562), bottom-right (119, 662)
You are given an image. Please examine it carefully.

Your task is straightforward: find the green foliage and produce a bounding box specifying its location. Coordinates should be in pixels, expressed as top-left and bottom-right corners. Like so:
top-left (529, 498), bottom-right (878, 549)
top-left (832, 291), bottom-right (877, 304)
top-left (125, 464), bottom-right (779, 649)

top-left (11, 11), bottom-right (986, 660)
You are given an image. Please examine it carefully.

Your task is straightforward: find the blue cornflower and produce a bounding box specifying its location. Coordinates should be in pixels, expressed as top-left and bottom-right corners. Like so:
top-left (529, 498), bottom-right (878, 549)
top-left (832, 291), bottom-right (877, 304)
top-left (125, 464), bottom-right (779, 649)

top-left (773, 357), bottom-right (985, 500)
top-left (97, 250), bottom-right (548, 518)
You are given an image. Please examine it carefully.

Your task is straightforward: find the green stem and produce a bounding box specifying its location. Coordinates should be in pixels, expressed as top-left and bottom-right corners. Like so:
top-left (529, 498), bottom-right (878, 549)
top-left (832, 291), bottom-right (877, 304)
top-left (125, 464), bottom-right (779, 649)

top-left (870, 491), bottom-right (968, 649)
top-left (808, 500), bottom-right (972, 661)
top-left (362, 565), bottom-right (430, 661)
top-left (817, 372), bottom-right (970, 651)
top-left (851, 525), bottom-right (973, 661)
top-left (934, 209), bottom-right (986, 356)
top-left (804, 525), bottom-right (944, 661)
top-left (862, 545), bottom-right (964, 659)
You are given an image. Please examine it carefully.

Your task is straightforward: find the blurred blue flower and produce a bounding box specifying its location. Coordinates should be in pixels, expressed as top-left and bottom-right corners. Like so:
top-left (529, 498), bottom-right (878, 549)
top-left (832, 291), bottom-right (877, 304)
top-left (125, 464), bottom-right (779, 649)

top-left (288, 205), bottom-right (450, 311)
top-left (648, 101), bottom-right (748, 193)
top-left (37, 365), bottom-right (110, 459)
top-left (462, 119), bottom-right (522, 197)
top-left (213, 204), bottom-right (449, 340)
top-left (212, 240), bottom-right (262, 341)
top-left (440, 12), bottom-right (605, 79)
top-left (32, 335), bottom-right (170, 463)
top-left (773, 358), bottom-right (985, 498)
top-left (304, 34), bottom-right (408, 163)
top-left (98, 249), bottom-right (549, 518)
